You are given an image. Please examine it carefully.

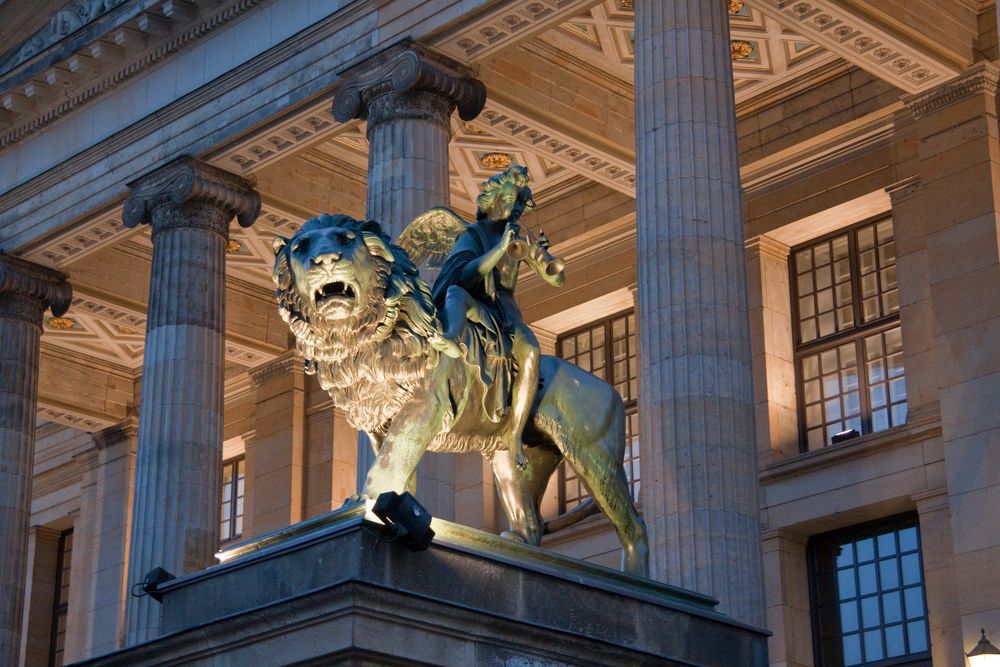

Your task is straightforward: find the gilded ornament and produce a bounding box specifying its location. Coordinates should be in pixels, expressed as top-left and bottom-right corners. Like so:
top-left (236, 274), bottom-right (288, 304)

top-left (731, 40), bottom-right (754, 60)
top-left (271, 167), bottom-right (648, 576)
top-left (226, 239), bottom-right (243, 253)
top-left (480, 152), bottom-right (512, 170)
top-left (728, 0), bottom-right (745, 14)
top-left (46, 316), bottom-right (76, 330)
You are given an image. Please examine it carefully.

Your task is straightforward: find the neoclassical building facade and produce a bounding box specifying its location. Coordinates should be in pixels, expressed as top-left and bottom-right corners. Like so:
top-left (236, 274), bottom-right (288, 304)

top-left (0, 0), bottom-right (998, 665)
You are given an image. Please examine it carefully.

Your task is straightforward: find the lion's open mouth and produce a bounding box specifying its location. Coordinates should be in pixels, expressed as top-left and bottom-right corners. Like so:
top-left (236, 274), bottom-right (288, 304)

top-left (314, 281), bottom-right (356, 304)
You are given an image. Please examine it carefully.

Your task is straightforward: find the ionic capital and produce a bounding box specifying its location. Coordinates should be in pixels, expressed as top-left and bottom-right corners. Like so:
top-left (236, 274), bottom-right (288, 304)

top-left (0, 254), bottom-right (72, 327)
top-left (333, 41), bottom-right (486, 131)
top-left (122, 156), bottom-right (261, 233)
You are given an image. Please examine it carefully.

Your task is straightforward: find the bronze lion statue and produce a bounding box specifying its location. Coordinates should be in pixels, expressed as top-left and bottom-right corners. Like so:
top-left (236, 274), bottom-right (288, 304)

top-left (272, 213), bottom-right (648, 576)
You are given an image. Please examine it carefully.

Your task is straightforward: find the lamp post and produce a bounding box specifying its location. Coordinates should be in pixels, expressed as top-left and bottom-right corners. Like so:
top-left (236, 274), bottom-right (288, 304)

top-left (968, 629), bottom-right (1000, 667)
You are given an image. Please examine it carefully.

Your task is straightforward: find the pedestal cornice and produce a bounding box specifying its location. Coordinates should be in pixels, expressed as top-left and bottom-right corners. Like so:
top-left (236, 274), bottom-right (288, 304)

top-left (123, 156), bottom-right (261, 233)
top-left (332, 41), bottom-right (486, 131)
top-left (0, 254), bottom-right (72, 326)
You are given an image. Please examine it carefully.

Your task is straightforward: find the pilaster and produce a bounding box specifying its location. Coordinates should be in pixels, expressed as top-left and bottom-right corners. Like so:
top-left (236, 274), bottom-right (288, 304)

top-left (123, 156), bottom-right (259, 645)
top-left (633, 1), bottom-right (765, 625)
top-left (65, 419), bottom-right (138, 662)
top-left (761, 529), bottom-right (812, 667)
top-left (0, 255), bottom-right (71, 667)
top-left (246, 353), bottom-right (307, 537)
top-left (746, 236), bottom-right (799, 462)
top-left (903, 61), bottom-right (1000, 646)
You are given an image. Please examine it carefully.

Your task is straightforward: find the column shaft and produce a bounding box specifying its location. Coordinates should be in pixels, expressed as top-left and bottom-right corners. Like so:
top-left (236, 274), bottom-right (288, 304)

top-left (634, 1), bottom-right (765, 624)
top-left (0, 307), bottom-right (42, 664)
top-left (121, 157), bottom-right (259, 644)
top-left (0, 257), bottom-right (71, 666)
top-left (333, 41), bottom-right (485, 520)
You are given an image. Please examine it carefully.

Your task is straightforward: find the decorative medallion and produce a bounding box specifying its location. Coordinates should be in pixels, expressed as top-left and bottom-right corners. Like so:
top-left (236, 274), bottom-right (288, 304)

top-left (728, 0), bottom-right (745, 14)
top-left (480, 152), bottom-right (512, 170)
top-left (226, 239), bottom-right (243, 253)
top-left (731, 40), bottom-right (754, 60)
top-left (46, 316), bottom-right (76, 330)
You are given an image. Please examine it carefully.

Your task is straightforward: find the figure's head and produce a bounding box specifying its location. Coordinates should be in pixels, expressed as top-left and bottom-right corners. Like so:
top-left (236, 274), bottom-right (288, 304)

top-left (476, 165), bottom-right (534, 222)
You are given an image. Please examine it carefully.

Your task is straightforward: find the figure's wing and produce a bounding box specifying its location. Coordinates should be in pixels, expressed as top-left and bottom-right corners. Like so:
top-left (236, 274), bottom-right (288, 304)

top-left (397, 206), bottom-right (470, 269)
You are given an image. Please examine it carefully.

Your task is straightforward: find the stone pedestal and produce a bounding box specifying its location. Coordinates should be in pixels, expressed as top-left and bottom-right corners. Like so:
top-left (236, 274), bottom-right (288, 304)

top-left (121, 157), bottom-right (259, 644)
top-left (633, 1), bottom-right (765, 624)
top-left (0, 255), bottom-right (71, 666)
top-left (78, 504), bottom-right (768, 666)
top-left (333, 41), bottom-right (485, 520)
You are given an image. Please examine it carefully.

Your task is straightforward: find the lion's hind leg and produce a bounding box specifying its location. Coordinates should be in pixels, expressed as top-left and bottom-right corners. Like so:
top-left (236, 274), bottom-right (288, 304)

top-left (557, 397), bottom-right (649, 578)
top-left (489, 444), bottom-right (561, 546)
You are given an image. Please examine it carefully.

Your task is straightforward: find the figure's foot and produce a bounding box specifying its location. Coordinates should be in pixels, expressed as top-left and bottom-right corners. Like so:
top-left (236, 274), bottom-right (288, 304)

top-left (428, 332), bottom-right (462, 359)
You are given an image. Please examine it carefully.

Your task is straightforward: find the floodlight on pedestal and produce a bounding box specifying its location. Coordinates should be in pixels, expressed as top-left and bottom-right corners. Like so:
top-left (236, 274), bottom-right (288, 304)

top-left (130, 566), bottom-right (175, 603)
top-left (370, 491), bottom-right (435, 552)
top-left (831, 428), bottom-right (861, 445)
top-left (968, 629), bottom-right (1000, 667)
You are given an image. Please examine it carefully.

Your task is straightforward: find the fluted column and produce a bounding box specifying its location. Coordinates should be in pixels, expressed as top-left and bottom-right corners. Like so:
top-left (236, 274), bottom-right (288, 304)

top-left (0, 255), bottom-right (71, 666)
top-left (122, 157), bottom-right (259, 644)
top-left (333, 41), bottom-right (485, 519)
top-left (634, 1), bottom-right (765, 625)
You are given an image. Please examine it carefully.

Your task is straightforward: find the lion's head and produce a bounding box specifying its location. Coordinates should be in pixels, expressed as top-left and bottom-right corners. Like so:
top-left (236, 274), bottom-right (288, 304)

top-left (272, 213), bottom-right (441, 434)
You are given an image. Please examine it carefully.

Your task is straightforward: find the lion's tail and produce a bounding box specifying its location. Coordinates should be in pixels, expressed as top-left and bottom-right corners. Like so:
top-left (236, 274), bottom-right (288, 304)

top-left (543, 498), bottom-right (600, 534)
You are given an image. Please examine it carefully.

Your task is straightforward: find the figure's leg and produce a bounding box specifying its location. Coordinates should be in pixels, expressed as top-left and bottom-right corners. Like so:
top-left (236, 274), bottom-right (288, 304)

top-left (428, 285), bottom-right (469, 359)
top-left (502, 323), bottom-right (540, 470)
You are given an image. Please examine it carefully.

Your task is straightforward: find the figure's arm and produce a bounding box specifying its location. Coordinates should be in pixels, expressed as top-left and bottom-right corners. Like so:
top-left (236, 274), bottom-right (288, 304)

top-left (458, 223), bottom-right (518, 290)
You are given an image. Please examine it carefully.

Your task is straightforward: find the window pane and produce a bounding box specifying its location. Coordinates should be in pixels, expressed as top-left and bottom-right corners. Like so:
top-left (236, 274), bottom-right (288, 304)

top-left (811, 517), bottom-right (930, 667)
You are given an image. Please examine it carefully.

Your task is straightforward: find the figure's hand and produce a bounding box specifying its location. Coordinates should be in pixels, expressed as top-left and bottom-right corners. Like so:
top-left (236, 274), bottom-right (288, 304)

top-left (502, 222), bottom-right (519, 247)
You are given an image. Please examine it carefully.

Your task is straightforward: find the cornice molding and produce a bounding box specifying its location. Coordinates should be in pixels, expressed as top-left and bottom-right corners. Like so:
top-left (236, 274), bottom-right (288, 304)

top-left (885, 176), bottom-right (922, 207)
top-left (903, 61), bottom-right (1000, 120)
top-left (249, 353), bottom-right (305, 387)
top-left (746, 0), bottom-right (960, 94)
top-left (92, 415), bottom-right (140, 449)
top-left (745, 235), bottom-right (791, 262)
top-left (478, 94), bottom-right (636, 197)
top-left (0, 0), bottom-right (264, 151)
top-left (428, 0), bottom-right (602, 64)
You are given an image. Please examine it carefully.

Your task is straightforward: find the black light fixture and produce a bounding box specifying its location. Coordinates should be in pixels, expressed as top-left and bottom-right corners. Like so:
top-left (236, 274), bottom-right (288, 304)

top-left (968, 629), bottom-right (1000, 667)
top-left (371, 491), bottom-right (435, 552)
top-left (831, 428), bottom-right (861, 445)
top-left (130, 566), bottom-right (175, 603)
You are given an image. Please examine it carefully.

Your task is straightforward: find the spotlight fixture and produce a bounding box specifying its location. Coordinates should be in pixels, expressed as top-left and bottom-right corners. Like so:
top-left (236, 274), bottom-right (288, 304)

top-left (130, 566), bottom-right (175, 603)
top-left (371, 491), bottom-right (435, 552)
top-left (831, 428), bottom-right (861, 445)
top-left (968, 629), bottom-right (1000, 667)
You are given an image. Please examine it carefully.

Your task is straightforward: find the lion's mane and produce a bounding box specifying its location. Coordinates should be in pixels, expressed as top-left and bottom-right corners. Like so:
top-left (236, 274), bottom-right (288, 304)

top-left (272, 214), bottom-right (441, 436)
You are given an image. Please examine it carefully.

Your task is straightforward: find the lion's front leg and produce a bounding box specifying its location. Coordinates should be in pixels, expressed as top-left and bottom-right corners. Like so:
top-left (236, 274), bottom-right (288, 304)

top-left (363, 382), bottom-right (448, 501)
